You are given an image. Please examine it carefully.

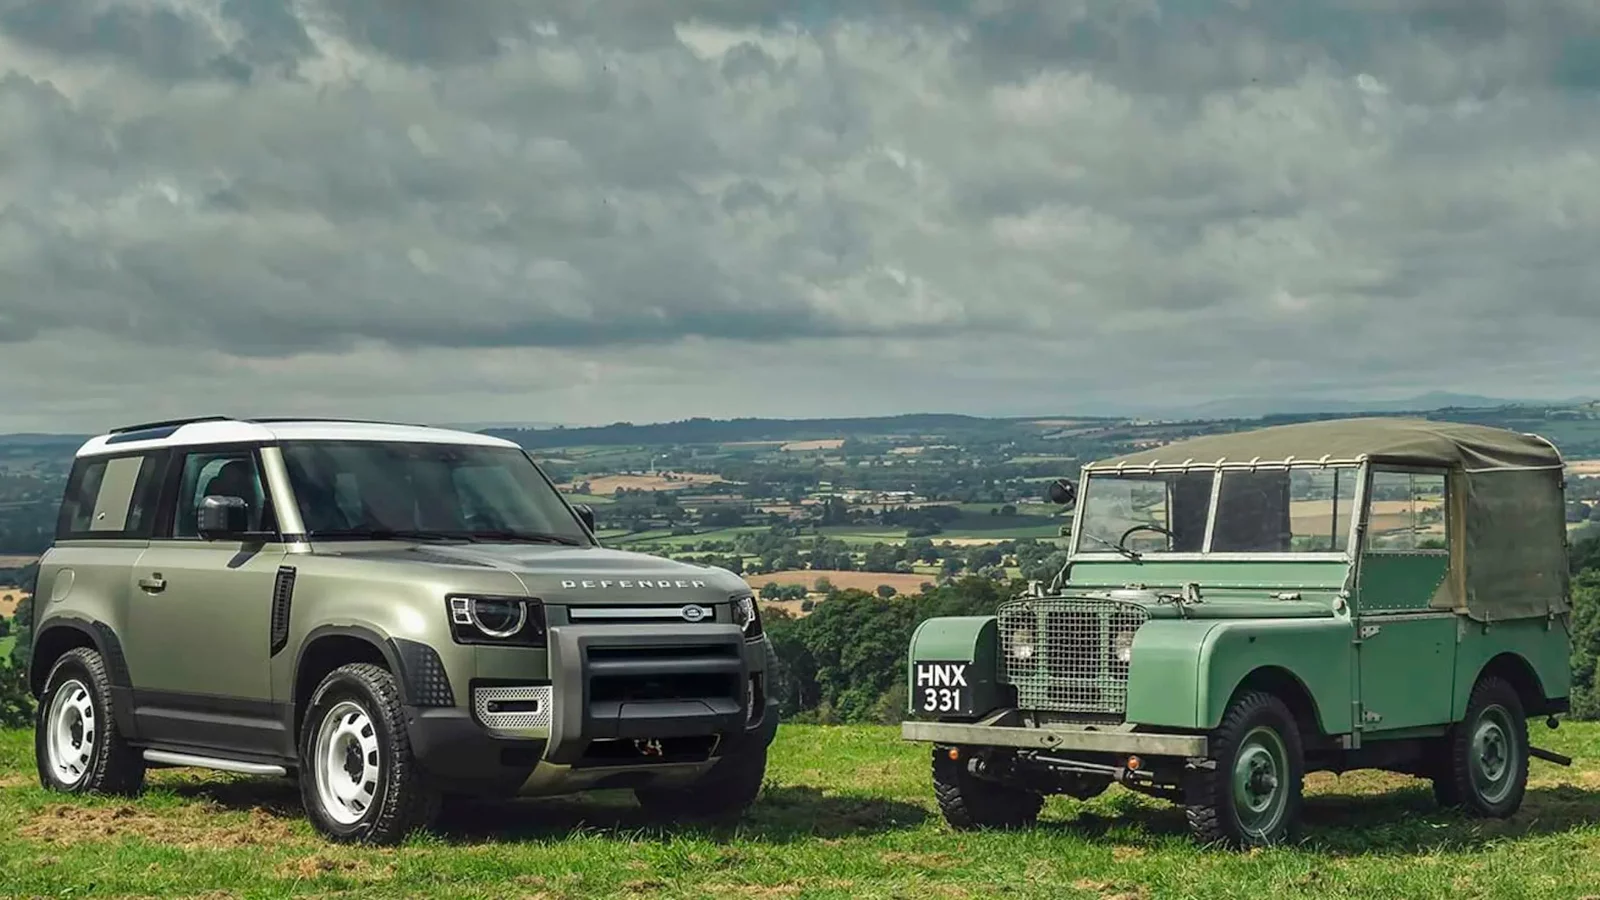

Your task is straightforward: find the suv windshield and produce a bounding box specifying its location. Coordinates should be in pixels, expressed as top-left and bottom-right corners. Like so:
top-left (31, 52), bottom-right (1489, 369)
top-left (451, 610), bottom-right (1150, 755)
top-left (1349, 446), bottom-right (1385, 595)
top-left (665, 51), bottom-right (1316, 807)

top-left (280, 440), bottom-right (591, 545)
top-left (1075, 465), bottom-right (1360, 556)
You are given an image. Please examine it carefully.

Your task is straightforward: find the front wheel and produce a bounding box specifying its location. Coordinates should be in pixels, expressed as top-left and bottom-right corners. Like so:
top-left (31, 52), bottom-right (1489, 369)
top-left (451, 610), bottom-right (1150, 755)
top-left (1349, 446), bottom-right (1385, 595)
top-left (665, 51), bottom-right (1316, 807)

top-left (1184, 690), bottom-right (1305, 849)
top-left (297, 663), bottom-right (439, 845)
top-left (930, 747), bottom-right (1043, 830)
top-left (1434, 676), bottom-right (1528, 818)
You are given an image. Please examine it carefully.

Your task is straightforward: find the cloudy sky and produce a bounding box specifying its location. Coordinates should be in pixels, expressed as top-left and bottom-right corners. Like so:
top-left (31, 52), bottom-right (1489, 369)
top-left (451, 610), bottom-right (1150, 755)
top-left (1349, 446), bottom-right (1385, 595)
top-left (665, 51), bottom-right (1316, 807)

top-left (2, 1), bottom-right (1598, 432)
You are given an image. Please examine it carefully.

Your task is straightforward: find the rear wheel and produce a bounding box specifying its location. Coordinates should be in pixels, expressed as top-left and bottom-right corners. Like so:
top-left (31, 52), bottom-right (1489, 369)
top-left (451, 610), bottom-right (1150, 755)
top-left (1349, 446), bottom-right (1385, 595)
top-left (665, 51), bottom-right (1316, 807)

top-left (35, 648), bottom-right (145, 796)
top-left (931, 747), bottom-right (1043, 830)
top-left (1434, 676), bottom-right (1528, 818)
top-left (1184, 690), bottom-right (1305, 849)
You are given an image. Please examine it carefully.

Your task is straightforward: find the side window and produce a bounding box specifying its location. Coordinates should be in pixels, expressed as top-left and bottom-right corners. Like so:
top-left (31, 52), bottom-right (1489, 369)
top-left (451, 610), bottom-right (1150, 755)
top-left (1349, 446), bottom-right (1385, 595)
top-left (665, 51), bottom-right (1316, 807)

top-left (170, 449), bottom-right (277, 538)
top-left (1366, 471), bottom-right (1448, 552)
top-left (57, 454), bottom-right (163, 539)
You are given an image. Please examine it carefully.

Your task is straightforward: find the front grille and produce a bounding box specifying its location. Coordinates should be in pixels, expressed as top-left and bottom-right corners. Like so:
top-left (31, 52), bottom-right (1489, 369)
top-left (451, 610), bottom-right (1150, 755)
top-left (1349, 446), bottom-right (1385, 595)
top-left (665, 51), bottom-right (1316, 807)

top-left (586, 644), bottom-right (742, 705)
top-left (997, 597), bottom-right (1148, 716)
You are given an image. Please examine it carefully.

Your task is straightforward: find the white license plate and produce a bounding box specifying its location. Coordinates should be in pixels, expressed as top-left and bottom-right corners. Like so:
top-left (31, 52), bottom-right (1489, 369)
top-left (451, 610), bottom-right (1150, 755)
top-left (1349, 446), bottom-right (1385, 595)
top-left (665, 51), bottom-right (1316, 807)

top-left (914, 661), bottom-right (972, 716)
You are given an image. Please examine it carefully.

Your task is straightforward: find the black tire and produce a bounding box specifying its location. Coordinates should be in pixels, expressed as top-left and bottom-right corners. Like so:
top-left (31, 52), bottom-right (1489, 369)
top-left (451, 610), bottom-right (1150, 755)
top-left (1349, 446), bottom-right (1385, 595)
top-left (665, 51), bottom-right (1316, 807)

top-left (1184, 690), bottom-right (1305, 849)
top-left (930, 747), bottom-right (1043, 830)
top-left (297, 663), bottom-right (439, 845)
top-left (635, 745), bottom-right (768, 822)
top-left (1435, 676), bottom-right (1528, 818)
top-left (34, 647), bottom-right (146, 796)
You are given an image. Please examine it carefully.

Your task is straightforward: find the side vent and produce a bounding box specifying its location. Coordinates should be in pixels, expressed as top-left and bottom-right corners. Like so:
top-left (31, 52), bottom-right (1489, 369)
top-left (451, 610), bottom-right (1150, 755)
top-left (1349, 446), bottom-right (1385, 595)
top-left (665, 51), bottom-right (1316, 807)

top-left (270, 566), bottom-right (296, 656)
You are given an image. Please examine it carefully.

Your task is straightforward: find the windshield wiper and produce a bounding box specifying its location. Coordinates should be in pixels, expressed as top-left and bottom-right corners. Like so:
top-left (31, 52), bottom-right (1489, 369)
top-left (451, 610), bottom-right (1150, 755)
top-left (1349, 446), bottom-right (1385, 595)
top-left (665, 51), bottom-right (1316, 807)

top-left (466, 529), bottom-right (584, 546)
top-left (309, 528), bottom-right (473, 543)
top-left (1082, 532), bottom-right (1142, 562)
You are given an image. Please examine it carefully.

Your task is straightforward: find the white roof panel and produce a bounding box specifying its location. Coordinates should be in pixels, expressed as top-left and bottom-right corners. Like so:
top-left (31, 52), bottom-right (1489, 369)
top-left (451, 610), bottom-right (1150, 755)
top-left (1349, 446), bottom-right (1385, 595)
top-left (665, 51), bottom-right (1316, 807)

top-left (76, 419), bottom-right (519, 457)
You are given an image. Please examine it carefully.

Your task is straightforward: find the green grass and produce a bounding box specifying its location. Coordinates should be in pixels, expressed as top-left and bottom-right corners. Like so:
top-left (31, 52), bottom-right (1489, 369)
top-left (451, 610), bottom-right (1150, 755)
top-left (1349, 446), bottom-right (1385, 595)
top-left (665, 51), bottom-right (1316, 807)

top-left (0, 635), bottom-right (14, 660)
top-left (6, 723), bottom-right (1600, 897)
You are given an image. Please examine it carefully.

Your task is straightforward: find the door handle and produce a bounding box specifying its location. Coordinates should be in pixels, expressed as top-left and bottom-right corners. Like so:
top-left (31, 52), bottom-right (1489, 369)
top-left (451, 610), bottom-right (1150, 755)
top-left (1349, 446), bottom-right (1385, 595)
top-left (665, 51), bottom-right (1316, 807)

top-left (138, 575), bottom-right (167, 593)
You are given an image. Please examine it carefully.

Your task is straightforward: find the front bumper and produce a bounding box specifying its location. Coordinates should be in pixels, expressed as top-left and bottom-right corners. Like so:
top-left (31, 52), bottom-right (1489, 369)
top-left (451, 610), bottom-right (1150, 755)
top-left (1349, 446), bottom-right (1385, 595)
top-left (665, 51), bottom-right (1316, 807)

top-left (902, 719), bottom-right (1209, 758)
top-left (406, 624), bottom-right (778, 796)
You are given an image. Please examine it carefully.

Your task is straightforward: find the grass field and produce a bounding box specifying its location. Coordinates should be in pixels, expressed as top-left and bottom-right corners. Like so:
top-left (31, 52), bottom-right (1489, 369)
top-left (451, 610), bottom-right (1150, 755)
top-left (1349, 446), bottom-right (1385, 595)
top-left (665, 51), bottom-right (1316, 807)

top-left (4, 723), bottom-right (1600, 898)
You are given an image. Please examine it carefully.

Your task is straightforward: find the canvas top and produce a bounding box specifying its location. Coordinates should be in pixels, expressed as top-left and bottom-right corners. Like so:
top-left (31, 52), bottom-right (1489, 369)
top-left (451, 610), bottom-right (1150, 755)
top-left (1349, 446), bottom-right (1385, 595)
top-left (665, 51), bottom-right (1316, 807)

top-left (1086, 417), bottom-right (1564, 473)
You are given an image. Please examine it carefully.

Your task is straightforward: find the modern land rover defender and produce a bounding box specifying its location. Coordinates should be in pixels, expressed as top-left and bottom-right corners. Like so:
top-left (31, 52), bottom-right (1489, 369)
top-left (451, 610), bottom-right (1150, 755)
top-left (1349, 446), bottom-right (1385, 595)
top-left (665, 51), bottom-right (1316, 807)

top-left (904, 417), bottom-right (1574, 847)
top-left (28, 416), bottom-right (779, 844)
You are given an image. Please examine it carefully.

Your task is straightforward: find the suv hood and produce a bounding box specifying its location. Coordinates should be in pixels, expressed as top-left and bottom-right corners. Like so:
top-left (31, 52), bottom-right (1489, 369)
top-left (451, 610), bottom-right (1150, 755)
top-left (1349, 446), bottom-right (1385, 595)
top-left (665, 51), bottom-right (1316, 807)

top-left (316, 542), bottom-right (749, 605)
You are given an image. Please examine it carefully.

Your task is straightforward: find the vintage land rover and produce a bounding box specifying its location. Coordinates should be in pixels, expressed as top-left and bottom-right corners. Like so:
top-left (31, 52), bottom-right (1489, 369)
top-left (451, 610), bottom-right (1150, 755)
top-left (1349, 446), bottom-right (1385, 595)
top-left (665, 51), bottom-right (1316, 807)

top-left (28, 417), bottom-right (778, 844)
top-left (903, 417), bottom-right (1574, 847)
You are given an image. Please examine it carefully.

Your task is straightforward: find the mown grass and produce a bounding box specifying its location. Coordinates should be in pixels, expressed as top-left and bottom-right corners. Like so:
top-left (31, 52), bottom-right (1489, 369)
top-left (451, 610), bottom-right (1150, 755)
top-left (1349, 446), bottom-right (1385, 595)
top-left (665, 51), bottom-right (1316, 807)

top-left (4, 723), bottom-right (1600, 898)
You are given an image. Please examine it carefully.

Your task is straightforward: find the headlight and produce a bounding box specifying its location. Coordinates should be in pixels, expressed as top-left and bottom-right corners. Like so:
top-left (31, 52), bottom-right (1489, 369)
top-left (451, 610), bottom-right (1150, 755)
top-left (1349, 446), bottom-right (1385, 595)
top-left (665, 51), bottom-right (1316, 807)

top-left (1113, 629), bottom-right (1136, 664)
top-left (447, 595), bottom-right (546, 645)
top-left (1007, 628), bottom-right (1036, 661)
top-left (733, 595), bottom-right (763, 640)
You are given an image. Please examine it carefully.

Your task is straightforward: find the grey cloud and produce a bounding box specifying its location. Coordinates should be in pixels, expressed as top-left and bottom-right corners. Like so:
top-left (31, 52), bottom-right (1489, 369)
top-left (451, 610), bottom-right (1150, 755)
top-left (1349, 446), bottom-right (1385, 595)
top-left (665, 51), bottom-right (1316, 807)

top-left (2, 0), bottom-right (1599, 431)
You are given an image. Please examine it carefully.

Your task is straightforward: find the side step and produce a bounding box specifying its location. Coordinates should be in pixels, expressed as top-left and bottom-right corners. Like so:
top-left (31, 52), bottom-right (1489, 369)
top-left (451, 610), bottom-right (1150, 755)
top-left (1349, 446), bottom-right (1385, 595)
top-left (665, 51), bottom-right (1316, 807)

top-left (142, 750), bottom-right (288, 777)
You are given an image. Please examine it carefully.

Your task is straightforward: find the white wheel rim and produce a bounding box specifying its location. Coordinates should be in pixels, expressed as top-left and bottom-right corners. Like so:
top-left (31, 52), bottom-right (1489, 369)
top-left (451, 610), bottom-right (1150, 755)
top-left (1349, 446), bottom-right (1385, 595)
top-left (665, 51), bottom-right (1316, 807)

top-left (313, 700), bottom-right (382, 826)
top-left (46, 678), bottom-right (97, 786)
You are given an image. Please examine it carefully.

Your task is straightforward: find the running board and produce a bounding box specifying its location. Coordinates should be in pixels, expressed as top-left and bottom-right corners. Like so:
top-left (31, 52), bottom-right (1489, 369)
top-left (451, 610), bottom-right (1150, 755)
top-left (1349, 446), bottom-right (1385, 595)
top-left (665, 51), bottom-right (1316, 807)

top-left (142, 750), bottom-right (288, 777)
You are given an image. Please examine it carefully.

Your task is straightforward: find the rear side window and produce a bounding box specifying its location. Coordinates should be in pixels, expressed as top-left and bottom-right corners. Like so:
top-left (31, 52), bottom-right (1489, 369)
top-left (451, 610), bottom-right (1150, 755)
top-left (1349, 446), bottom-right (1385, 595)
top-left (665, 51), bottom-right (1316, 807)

top-left (57, 452), bottom-right (165, 540)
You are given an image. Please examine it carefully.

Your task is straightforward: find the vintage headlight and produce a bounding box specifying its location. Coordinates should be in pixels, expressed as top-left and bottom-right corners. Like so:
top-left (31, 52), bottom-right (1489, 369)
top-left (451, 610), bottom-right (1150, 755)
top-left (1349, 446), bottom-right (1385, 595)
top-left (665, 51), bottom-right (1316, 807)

top-left (1008, 627), bottom-right (1036, 661)
top-left (448, 595), bottom-right (546, 645)
top-left (1112, 629), bottom-right (1136, 664)
top-left (733, 595), bottom-right (763, 640)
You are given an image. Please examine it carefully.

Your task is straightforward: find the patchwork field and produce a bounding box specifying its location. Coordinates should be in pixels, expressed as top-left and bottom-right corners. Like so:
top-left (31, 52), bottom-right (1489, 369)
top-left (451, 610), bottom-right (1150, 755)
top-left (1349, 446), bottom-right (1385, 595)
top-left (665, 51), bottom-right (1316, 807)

top-left (575, 473), bottom-right (729, 495)
top-left (3, 722), bottom-right (1600, 897)
top-left (746, 570), bottom-right (937, 596)
top-left (0, 589), bottom-right (24, 619)
top-left (0, 555), bottom-right (38, 568)
top-left (780, 439), bottom-right (846, 452)
top-left (1570, 459), bottom-right (1600, 477)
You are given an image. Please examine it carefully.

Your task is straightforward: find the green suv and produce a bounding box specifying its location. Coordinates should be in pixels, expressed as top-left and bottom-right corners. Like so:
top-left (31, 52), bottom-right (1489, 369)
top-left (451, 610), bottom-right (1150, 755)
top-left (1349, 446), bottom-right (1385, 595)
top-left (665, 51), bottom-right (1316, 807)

top-left (903, 417), bottom-right (1574, 847)
top-left (28, 417), bottom-right (778, 844)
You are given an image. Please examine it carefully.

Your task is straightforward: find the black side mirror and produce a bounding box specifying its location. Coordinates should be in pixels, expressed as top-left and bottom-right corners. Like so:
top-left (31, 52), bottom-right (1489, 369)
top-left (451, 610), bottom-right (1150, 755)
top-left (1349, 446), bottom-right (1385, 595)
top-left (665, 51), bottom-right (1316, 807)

top-left (198, 495), bottom-right (249, 539)
top-left (574, 503), bottom-right (596, 533)
top-left (1046, 478), bottom-right (1078, 507)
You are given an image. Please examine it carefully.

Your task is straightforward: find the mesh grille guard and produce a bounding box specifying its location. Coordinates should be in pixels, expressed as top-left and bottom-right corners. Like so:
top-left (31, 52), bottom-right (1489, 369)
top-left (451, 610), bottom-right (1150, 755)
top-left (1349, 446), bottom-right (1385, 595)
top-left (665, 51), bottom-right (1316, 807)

top-left (997, 596), bottom-right (1149, 717)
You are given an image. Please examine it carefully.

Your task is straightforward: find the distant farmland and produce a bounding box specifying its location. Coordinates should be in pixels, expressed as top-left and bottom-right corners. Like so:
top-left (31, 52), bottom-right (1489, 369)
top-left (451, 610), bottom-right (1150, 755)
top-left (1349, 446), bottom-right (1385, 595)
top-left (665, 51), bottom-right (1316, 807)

top-left (746, 570), bottom-right (935, 596)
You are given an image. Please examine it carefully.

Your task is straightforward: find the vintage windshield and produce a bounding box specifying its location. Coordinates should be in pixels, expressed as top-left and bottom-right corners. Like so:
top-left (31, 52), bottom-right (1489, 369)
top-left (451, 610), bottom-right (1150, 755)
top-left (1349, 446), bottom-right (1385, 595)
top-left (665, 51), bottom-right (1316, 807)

top-left (279, 440), bottom-right (591, 544)
top-left (1076, 464), bottom-right (1360, 556)
top-left (1076, 471), bottom-right (1214, 555)
top-left (1211, 466), bottom-right (1358, 552)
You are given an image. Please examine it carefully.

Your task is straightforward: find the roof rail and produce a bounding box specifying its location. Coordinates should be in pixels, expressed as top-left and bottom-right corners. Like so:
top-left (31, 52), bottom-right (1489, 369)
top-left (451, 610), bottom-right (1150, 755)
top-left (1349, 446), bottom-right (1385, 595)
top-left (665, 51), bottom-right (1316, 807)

top-left (109, 415), bottom-right (234, 434)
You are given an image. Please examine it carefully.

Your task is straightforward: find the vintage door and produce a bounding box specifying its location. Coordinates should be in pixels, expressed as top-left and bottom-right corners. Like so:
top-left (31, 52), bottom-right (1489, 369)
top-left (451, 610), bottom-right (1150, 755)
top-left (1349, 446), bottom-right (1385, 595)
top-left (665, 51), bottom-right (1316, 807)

top-left (1353, 466), bottom-right (1459, 732)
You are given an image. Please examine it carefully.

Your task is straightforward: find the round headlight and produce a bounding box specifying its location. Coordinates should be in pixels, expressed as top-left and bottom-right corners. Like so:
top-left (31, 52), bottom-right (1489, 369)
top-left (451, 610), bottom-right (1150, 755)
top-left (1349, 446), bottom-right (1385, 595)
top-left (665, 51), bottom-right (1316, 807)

top-left (1008, 629), bottom-right (1036, 661)
top-left (1113, 629), bottom-right (1136, 664)
top-left (470, 597), bottom-right (527, 638)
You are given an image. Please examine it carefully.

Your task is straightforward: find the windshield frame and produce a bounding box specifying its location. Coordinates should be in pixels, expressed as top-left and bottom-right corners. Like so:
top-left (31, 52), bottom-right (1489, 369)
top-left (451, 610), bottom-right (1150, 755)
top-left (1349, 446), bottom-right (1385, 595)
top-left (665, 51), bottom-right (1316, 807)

top-left (1068, 460), bottom-right (1368, 562)
top-left (273, 438), bottom-right (596, 547)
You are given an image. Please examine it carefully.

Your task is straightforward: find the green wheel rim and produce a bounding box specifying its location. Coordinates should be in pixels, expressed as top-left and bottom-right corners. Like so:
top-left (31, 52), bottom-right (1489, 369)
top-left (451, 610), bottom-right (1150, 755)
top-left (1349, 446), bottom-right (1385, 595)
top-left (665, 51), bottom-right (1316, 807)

top-left (1232, 725), bottom-right (1289, 839)
top-left (1470, 704), bottom-right (1518, 805)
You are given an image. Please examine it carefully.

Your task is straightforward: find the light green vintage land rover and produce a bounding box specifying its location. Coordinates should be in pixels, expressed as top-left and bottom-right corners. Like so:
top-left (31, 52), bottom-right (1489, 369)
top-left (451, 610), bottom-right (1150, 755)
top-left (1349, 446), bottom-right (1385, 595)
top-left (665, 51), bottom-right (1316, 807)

top-left (903, 418), bottom-right (1574, 847)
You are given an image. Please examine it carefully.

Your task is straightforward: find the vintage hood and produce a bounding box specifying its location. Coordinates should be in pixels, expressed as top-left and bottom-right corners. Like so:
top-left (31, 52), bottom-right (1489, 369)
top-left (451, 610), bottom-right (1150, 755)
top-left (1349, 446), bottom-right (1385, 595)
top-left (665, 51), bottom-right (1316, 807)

top-left (313, 542), bottom-right (750, 605)
top-left (1057, 587), bottom-right (1339, 620)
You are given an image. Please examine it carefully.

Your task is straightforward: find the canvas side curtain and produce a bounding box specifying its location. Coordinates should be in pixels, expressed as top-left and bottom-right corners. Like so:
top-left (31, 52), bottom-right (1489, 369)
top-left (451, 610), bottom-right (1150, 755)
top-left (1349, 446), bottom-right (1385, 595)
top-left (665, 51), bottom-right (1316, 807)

top-left (1459, 468), bottom-right (1571, 621)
